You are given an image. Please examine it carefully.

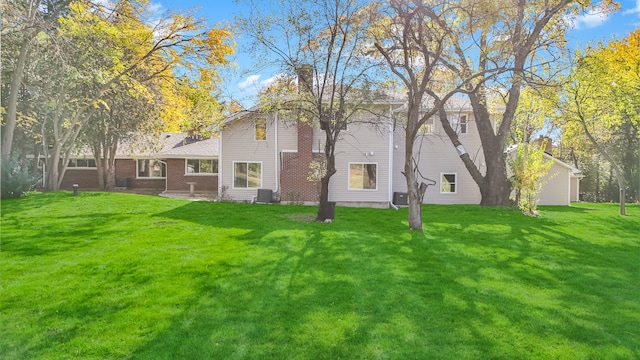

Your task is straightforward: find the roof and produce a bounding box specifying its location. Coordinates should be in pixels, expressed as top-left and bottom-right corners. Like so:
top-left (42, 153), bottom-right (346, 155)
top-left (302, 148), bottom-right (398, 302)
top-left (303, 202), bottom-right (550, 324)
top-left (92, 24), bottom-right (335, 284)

top-left (506, 144), bottom-right (582, 175)
top-left (221, 92), bottom-right (472, 127)
top-left (155, 132), bottom-right (219, 158)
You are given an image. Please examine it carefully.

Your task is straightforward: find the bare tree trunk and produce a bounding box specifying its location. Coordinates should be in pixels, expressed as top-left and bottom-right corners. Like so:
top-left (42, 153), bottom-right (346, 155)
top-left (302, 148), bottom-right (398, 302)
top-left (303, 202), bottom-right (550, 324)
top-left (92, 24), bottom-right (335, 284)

top-left (2, 39), bottom-right (32, 166)
top-left (405, 156), bottom-right (424, 231)
top-left (316, 138), bottom-right (337, 222)
top-left (578, 113), bottom-right (626, 215)
top-left (105, 141), bottom-right (118, 191)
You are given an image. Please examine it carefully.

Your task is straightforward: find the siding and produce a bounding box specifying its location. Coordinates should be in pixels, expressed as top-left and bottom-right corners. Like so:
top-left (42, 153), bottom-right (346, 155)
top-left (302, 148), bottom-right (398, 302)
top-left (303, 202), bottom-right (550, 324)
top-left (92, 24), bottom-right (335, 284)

top-left (538, 162), bottom-right (571, 206)
top-left (327, 120), bottom-right (393, 204)
top-left (221, 114), bottom-right (279, 201)
top-left (392, 112), bottom-right (484, 204)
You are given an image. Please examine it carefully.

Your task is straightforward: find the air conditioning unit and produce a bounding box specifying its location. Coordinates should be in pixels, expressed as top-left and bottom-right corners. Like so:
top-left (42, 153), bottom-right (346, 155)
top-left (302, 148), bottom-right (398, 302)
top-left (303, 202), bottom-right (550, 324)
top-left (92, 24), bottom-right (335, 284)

top-left (257, 189), bottom-right (273, 203)
top-left (115, 177), bottom-right (128, 188)
top-left (393, 192), bottom-right (408, 206)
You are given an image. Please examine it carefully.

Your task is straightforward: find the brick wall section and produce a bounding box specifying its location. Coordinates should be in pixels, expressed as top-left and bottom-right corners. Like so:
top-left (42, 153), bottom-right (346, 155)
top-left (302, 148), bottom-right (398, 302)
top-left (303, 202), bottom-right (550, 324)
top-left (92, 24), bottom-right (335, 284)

top-left (165, 158), bottom-right (217, 192)
top-left (115, 159), bottom-right (165, 190)
top-left (280, 119), bottom-right (320, 202)
top-left (60, 169), bottom-right (100, 190)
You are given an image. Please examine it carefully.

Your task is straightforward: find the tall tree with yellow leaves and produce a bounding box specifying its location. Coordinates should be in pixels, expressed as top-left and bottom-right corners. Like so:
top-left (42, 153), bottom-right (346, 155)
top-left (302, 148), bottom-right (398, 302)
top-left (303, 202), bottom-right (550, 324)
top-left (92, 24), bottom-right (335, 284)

top-left (558, 30), bottom-right (640, 215)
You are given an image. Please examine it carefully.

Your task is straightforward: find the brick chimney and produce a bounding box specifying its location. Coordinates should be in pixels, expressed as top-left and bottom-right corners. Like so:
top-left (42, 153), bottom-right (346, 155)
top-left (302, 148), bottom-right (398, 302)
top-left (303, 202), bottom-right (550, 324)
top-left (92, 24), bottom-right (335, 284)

top-left (296, 64), bottom-right (314, 160)
top-left (533, 135), bottom-right (553, 155)
top-left (278, 64), bottom-right (319, 202)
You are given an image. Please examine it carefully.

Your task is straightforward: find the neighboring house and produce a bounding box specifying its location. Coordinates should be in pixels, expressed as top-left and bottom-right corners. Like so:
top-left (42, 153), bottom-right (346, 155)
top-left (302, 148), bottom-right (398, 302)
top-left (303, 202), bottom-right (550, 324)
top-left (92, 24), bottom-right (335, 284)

top-left (219, 96), bottom-right (582, 207)
top-left (54, 132), bottom-right (218, 194)
top-left (506, 143), bottom-right (583, 206)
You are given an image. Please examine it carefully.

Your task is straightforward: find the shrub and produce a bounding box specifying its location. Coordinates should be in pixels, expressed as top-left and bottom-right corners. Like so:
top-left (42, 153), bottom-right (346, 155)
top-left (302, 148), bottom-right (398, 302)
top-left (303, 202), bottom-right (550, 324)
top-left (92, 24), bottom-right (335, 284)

top-left (1, 158), bottom-right (40, 199)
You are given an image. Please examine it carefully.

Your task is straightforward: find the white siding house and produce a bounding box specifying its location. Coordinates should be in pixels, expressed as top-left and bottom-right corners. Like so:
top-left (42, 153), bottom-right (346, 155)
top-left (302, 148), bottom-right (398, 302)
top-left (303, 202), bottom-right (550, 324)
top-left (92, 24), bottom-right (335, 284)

top-left (219, 98), bottom-right (581, 207)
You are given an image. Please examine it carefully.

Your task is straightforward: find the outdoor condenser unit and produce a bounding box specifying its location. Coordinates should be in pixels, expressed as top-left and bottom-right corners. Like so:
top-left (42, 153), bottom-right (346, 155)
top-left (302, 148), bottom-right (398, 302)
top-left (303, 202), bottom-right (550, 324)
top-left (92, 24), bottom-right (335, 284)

top-left (393, 192), bottom-right (408, 206)
top-left (257, 189), bottom-right (273, 203)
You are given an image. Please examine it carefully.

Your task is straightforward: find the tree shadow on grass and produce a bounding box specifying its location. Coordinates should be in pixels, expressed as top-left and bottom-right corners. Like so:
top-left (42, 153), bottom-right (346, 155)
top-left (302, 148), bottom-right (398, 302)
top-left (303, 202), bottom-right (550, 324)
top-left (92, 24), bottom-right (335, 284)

top-left (1, 212), bottom-right (131, 256)
top-left (127, 201), bottom-right (639, 358)
top-left (6, 198), bottom-right (637, 359)
top-left (418, 205), bottom-right (640, 358)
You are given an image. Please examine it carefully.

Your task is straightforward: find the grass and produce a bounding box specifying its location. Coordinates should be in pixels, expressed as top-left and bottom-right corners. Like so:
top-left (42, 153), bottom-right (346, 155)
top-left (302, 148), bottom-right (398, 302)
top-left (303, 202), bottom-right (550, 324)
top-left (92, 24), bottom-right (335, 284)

top-left (1, 191), bottom-right (639, 359)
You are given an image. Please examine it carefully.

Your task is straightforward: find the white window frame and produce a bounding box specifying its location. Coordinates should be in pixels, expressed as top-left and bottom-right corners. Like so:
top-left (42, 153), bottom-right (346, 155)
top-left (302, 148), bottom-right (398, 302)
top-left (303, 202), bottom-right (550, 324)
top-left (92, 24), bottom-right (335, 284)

top-left (254, 118), bottom-right (267, 141)
top-left (348, 162), bottom-right (378, 190)
top-left (67, 158), bottom-right (97, 169)
top-left (420, 118), bottom-right (435, 134)
top-left (185, 158), bottom-right (218, 176)
top-left (440, 172), bottom-right (457, 194)
top-left (232, 161), bottom-right (262, 189)
top-left (136, 159), bottom-right (166, 179)
top-left (451, 114), bottom-right (468, 134)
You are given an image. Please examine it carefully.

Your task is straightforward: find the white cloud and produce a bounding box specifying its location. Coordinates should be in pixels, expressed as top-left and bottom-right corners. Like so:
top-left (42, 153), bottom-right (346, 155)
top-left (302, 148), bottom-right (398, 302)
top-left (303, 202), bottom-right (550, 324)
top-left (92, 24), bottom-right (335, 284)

top-left (238, 74), bottom-right (261, 89)
top-left (260, 75), bottom-right (278, 88)
top-left (574, 10), bottom-right (610, 29)
top-left (623, 0), bottom-right (640, 16)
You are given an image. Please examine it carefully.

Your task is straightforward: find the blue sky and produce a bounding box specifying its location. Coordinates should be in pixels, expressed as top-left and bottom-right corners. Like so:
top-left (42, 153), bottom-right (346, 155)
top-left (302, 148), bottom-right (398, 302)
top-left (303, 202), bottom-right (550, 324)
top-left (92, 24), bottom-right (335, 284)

top-left (156, 0), bottom-right (640, 106)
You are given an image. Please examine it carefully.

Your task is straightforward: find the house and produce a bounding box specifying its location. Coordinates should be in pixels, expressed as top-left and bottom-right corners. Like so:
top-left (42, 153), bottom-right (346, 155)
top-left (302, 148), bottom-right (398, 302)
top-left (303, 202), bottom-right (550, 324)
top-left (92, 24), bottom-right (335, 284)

top-left (54, 132), bottom-right (219, 195)
top-left (219, 96), bottom-right (582, 207)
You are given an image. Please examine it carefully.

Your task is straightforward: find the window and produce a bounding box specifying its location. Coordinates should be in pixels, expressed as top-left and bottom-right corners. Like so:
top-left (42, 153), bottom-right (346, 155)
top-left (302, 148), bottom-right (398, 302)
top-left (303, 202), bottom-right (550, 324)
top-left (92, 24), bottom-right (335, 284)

top-left (186, 159), bottom-right (218, 174)
top-left (349, 163), bottom-right (377, 190)
top-left (451, 115), bottom-right (467, 134)
top-left (234, 162), bottom-right (261, 188)
top-left (137, 159), bottom-right (166, 178)
top-left (68, 158), bottom-right (96, 168)
top-left (420, 118), bottom-right (434, 134)
top-left (255, 118), bottom-right (266, 141)
top-left (441, 173), bottom-right (457, 193)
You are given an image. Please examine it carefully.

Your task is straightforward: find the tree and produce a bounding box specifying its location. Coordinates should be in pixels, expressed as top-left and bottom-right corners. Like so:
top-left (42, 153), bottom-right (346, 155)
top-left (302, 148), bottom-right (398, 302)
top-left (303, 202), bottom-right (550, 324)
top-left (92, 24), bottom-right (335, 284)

top-left (14, 0), bottom-right (233, 190)
top-left (436, 0), bottom-right (616, 207)
top-left (558, 30), bottom-right (640, 215)
top-left (238, 0), bottom-right (384, 221)
top-left (1, 0), bottom-right (74, 169)
top-left (370, 0), bottom-right (465, 231)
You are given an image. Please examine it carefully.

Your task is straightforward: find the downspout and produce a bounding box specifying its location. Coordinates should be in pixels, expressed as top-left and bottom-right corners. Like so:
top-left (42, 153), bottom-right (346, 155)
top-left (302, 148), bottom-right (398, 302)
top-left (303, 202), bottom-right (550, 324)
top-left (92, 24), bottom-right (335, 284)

top-left (274, 112), bottom-right (279, 193)
top-left (159, 159), bottom-right (168, 193)
top-left (218, 129), bottom-right (223, 198)
top-left (388, 104), bottom-right (394, 207)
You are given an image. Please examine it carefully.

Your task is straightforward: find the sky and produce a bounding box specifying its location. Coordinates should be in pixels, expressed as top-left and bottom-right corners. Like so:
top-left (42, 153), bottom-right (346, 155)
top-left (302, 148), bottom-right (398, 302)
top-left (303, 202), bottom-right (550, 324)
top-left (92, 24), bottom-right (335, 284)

top-left (154, 0), bottom-right (640, 107)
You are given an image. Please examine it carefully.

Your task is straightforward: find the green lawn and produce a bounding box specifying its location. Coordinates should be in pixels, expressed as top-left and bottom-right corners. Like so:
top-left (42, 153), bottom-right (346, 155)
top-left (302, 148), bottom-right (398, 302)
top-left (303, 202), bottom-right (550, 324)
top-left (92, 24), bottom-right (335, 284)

top-left (1, 192), bottom-right (639, 359)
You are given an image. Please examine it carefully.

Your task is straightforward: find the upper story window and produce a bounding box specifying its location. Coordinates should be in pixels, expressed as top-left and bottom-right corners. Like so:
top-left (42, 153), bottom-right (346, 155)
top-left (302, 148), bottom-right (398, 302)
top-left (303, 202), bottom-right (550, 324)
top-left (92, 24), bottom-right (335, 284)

top-left (186, 159), bottom-right (218, 175)
top-left (420, 118), bottom-right (434, 134)
top-left (451, 115), bottom-right (467, 134)
top-left (68, 158), bottom-right (96, 168)
top-left (137, 159), bottom-right (166, 178)
top-left (255, 118), bottom-right (267, 141)
top-left (349, 162), bottom-right (377, 190)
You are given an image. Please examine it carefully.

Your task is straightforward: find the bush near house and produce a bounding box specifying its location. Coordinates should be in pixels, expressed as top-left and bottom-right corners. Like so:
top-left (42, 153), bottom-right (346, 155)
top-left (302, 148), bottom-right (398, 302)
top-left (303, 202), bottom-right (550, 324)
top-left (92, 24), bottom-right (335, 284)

top-left (1, 192), bottom-right (638, 359)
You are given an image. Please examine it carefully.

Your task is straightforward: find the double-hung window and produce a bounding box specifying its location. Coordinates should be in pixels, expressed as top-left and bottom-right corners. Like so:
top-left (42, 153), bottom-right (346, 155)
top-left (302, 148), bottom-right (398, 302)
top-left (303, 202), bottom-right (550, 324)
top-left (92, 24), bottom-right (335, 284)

top-left (451, 115), bottom-right (468, 134)
top-left (440, 173), bottom-right (457, 194)
top-left (255, 118), bottom-right (267, 141)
